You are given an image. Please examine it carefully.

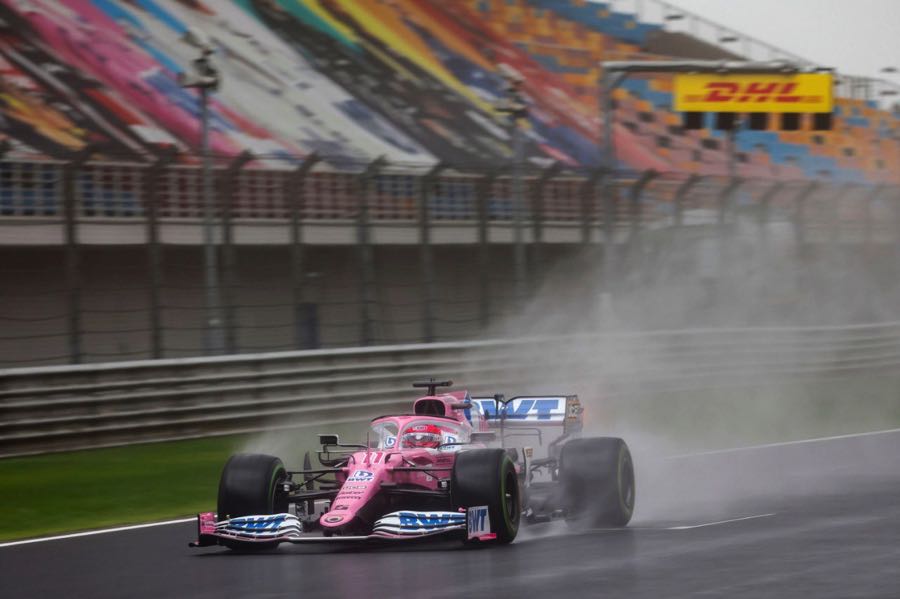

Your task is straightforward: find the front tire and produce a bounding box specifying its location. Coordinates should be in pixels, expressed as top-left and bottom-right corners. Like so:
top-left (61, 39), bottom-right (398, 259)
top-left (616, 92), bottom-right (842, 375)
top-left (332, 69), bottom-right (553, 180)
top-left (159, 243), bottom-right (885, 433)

top-left (216, 453), bottom-right (287, 551)
top-left (451, 449), bottom-right (520, 544)
top-left (560, 437), bottom-right (635, 527)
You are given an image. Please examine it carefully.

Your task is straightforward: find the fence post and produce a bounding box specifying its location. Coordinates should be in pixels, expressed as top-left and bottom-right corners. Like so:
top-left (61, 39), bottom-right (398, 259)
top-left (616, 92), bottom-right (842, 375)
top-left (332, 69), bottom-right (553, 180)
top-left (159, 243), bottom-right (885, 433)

top-left (580, 168), bottom-right (604, 245)
top-left (629, 169), bottom-right (657, 242)
top-left (717, 177), bottom-right (743, 226)
top-left (419, 162), bottom-right (445, 344)
top-left (601, 172), bottom-right (618, 293)
top-left (358, 156), bottom-right (386, 346)
top-left (673, 174), bottom-right (702, 228)
top-left (863, 184), bottom-right (882, 247)
top-left (219, 151), bottom-right (253, 355)
top-left (827, 183), bottom-right (852, 244)
top-left (893, 185), bottom-right (900, 248)
top-left (62, 147), bottom-right (95, 364)
top-left (793, 182), bottom-right (818, 246)
top-left (531, 162), bottom-right (561, 289)
top-left (145, 148), bottom-right (178, 360)
top-left (289, 153), bottom-right (320, 349)
top-left (757, 182), bottom-right (782, 227)
top-left (476, 170), bottom-right (495, 330)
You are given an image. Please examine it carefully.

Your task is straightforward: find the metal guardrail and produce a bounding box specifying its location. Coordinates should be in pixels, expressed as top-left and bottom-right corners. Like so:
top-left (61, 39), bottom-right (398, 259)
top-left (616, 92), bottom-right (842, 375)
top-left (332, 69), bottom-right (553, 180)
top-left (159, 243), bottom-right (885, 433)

top-left (2, 322), bottom-right (900, 458)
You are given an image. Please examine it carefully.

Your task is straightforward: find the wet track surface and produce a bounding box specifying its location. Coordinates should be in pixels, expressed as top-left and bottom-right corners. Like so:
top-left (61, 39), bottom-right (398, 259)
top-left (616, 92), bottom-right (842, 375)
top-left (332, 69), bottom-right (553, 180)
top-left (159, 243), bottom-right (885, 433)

top-left (3, 430), bottom-right (900, 599)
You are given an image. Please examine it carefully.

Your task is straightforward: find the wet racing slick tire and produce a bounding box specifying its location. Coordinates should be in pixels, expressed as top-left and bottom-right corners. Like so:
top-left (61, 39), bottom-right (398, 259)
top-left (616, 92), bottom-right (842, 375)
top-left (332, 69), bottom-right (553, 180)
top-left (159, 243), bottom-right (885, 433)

top-left (216, 453), bottom-right (288, 550)
top-left (452, 449), bottom-right (520, 544)
top-left (560, 437), bottom-right (635, 527)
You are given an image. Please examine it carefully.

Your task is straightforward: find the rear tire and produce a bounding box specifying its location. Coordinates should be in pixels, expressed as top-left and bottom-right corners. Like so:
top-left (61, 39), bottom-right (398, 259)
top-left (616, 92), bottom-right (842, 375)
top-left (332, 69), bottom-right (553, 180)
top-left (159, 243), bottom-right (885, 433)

top-left (452, 449), bottom-right (520, 544)
top-left (560, 437), bottom-right (635, 527)
top-left (216, 453), bottom-right (287, 551)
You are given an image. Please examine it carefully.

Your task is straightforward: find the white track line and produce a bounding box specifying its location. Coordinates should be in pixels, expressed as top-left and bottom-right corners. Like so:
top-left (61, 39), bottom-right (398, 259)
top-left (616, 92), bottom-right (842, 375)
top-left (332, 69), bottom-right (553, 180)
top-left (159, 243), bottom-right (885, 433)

top-left (0, 517), bottom-right (195, 549)
top-left (666, 513), bottom-right (776, 530)
top-left (665, 426), bottom-right (900, 460)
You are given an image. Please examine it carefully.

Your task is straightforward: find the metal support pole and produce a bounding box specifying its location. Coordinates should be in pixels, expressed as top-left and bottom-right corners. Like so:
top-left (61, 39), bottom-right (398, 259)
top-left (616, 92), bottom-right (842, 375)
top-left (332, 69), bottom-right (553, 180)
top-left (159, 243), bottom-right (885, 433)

top-left (219, 150), bottom-right (253, 355)
top-left (629, 169), bottom-right (658, 241)
top-left (179, 44), bottom-right (221, 355)
top-left (357, 156), bottom-right (386, 346)
top-left (477, 172), bottom-right (494, 330)
top-left (792, 182), bottom-right (818, 247)
top-left (199, 87), bottom-right (224, 355)
top-left (893, 185), bottom-right (900, 249)
top-left (757, 182), bottom-right (782, 227)
top-left (289, 153), bottom-right (321, 349)
top-left (61, 146), bottom-right (96, 364)
top-left (531, 162), bottom-right (561, 287)
top-left (62, 163), bottom-right (81, 364)
top-left (827, 183), bottom-right (852, 244)
top-left (62, 167), bottom-right (79, 364)
top-left (419, 162), bottom-right (445, 344)
top-left (496, 68), bottom-right (530, 309)
top-left (718, 177), bottom-right (743, 226)
top-left (580, 169), bottom-right (604, 245)
top-left (623, 169), bottom-right (657, 289)
top-left (511, 121), bottom-right (527, 307)
top-left (145, 148), bottom-right (178, 360)
top-left (727, 126), bottom-right (738, 182)
top-left (863, 185), bottom-right (882, 247)
top-left (673, 174), bottom-right (702, 227)
top-left (756, 181), bottom-right (782, 245)
top-left (602, 174), bottom-right (619, 288)
top-left (598, 69), bottom-right (626, 299)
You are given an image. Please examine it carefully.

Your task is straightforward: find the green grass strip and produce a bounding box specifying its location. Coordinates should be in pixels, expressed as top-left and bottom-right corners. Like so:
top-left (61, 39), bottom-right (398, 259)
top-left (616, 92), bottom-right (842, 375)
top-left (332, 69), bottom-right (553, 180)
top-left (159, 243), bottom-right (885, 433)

top-left (0, 435), bottom-right (248, 542)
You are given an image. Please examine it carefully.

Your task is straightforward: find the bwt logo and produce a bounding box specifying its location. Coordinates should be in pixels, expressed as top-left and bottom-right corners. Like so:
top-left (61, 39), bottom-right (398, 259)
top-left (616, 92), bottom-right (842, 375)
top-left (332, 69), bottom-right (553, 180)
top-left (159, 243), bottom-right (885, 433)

top-left (477, 399), bottom-right (561, 420)
top-left (398, 512), bottom-right (459, 528)
top-left (347, 470), bottom-right (374, 482)
top-left (688, 82), bottom-right (821, 104)
top-left (231, 516), bottom-right (284, 530)
top-left (467, 507), bottom-right (489, 534)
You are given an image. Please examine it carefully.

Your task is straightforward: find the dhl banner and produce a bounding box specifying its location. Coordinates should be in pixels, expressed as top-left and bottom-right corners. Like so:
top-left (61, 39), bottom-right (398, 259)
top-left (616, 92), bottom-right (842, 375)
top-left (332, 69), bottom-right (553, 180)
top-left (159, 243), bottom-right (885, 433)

top-left (673, 73), bottom-right (833, 113)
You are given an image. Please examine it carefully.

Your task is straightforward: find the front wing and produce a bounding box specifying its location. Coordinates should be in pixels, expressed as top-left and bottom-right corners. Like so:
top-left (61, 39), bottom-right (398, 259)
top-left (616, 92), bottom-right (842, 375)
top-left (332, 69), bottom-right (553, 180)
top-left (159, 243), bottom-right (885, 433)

top-left (189, 506), bottom-right (495, 547)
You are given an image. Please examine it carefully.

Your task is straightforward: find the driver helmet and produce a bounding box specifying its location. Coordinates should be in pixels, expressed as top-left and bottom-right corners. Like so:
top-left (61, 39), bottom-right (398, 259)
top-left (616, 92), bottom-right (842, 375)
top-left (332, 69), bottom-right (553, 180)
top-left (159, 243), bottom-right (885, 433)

top-left (402, 424), bottom-right (443, 449)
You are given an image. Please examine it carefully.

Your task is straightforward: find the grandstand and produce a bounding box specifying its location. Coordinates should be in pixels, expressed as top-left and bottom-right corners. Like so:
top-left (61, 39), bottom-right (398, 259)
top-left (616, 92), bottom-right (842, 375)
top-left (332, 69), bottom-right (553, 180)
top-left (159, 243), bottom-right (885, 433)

top-left (0, 0), bottom-right (896, 181)
top-left (0, 0), bottom-right (899, 367)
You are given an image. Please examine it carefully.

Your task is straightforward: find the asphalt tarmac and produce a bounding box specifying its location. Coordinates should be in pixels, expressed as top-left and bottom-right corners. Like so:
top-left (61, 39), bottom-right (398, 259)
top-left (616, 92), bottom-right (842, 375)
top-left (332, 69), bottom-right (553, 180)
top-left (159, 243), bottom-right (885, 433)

top-left (3, 429), bottom-right (899, 598)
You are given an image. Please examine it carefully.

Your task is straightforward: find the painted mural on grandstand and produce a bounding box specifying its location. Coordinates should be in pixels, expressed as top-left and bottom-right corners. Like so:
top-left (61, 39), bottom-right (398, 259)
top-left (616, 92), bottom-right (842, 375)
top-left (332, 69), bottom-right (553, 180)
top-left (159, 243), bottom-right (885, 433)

top-left (0, 0), bottom-right (896, 182)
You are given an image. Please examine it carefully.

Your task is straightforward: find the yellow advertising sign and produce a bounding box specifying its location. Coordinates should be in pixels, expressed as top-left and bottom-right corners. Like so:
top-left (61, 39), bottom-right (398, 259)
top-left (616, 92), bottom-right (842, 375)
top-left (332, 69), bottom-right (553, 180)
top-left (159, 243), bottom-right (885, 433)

top-left (673, 73), bottom-right (833, 113)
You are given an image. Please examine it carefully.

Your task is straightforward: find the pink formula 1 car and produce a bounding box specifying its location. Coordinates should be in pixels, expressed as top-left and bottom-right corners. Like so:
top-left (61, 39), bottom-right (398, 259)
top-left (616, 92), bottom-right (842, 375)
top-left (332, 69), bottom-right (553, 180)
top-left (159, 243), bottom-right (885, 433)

top-left (190, 380), bottom-right (635, 550)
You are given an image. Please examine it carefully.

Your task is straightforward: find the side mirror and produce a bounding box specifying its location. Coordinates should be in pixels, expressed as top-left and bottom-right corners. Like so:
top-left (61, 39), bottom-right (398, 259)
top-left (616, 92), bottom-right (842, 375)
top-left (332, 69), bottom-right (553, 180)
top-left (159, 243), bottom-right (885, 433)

top-left (318, 434), bottom-right (339, 446)
top-left (470, 432), bottom-right (497, 444)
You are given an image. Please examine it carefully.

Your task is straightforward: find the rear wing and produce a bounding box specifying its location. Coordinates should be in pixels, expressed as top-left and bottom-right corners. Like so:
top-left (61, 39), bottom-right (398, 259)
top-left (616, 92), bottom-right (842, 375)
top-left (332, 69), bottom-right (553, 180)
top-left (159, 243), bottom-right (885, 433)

top-left (472, 395), bottom-right (583, 434)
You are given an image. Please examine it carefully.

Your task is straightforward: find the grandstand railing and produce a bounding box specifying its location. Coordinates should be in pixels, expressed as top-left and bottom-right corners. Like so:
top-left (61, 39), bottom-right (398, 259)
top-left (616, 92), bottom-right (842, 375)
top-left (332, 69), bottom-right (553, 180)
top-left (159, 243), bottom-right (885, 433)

top-left (2, 157), bottom-right (897, 229)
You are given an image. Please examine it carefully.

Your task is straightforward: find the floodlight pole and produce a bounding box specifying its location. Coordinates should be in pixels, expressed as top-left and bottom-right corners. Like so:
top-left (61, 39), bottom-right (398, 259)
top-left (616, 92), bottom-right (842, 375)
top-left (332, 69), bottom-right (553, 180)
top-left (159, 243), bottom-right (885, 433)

top-left (180, 46), bottom-right (223, 355)
top-left (513, 123), bottom-right (528, 306)
top-left (599, 69), bottom-right (627, 298)
top-left (199, 86), bottom-right (224, 354)
top-left (497, 72), bottom-right (529, 307)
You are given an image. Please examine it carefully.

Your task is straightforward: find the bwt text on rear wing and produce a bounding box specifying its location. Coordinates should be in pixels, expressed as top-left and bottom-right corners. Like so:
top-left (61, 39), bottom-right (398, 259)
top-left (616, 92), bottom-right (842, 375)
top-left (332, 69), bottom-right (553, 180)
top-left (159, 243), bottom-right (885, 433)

top-left (472, 395), bottom-right (582, 433)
